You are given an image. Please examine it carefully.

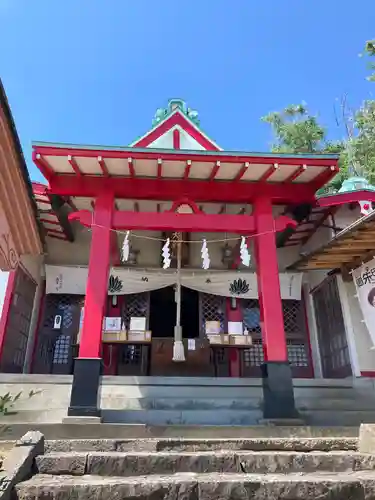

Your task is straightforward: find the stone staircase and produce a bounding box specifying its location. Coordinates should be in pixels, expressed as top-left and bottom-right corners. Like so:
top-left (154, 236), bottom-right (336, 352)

top-left (14, 432), bottom-right (375, 499)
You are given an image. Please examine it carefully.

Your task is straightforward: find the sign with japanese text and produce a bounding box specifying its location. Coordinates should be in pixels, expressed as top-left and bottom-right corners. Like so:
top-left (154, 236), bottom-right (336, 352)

top-left (353, 258), bottom-right (375, 346)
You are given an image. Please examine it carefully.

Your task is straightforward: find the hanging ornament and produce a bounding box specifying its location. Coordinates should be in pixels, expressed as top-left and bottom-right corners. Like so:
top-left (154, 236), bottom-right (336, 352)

top-left (162, 238), bottom-right (171, 269)
top-left (121, 231), bottom-right (130, 262)
top-left (201, 239), bottom-right (210, 270)
top-left (240, 236), bottom-right (251, 267)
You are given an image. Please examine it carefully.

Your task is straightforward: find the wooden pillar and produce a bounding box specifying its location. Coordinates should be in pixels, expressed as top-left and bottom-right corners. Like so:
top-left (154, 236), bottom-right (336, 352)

top-left (68, 191), bottom-right (114, 419)
top-left (253, 195), bottom-right (297, 420)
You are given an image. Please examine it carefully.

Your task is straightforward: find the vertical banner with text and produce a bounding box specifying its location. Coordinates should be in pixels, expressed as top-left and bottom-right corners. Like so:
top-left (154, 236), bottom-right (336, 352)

top-left (353, 258), bottom-right (375, 346)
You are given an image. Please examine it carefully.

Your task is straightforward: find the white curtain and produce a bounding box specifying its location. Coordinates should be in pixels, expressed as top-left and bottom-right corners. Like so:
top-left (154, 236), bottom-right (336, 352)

top-left (45, 265), bottom-right (303, 300)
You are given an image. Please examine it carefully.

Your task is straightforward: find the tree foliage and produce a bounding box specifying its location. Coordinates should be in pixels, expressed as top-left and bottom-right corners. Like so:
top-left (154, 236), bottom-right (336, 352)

top-left (364, 40), bottom-right (375, 82)
top-left (261, 104), bottom-right (346, 191)
top-left (262, 40), bottom-right (375, 192)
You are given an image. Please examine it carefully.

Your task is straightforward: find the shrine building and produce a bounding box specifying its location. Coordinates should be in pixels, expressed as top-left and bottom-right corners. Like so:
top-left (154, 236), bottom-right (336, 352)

top-left (1, 92), bottom-right (375, 424)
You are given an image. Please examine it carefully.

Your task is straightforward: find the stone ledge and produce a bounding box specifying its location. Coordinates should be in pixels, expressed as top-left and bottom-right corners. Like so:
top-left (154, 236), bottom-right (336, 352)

top-left (0, 431), bottom-right (44, 500)
top-left (15, 471), bottom-right (375, 499)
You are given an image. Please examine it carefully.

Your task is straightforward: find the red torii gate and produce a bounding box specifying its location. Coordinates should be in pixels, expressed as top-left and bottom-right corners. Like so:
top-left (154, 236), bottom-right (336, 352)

top-left (33, 143), bottom-right (339, 420)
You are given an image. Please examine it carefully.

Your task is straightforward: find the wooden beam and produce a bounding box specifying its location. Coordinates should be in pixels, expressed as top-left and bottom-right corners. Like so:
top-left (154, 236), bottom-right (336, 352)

top-left (209, 161), bottom-right (221, 181)
top-left (69, 210), bottom-right (297, 234)
top-left (127, 158), bottom-right (135, 177)
top-left (49, 175), bottom-right (317, 204)
top-left (157, 159), bottom-right (162, 179)
top-left (259, 163), bottom-right (278, 182)
top-left (233, 163), bottom-right (249, 182)
top-left (68, 156), bottom-right (82, 176)
top-left (183, 160), bottom-right (191, 180)
top-left (285, 165), bottom-right (307, 183)
top-left (98, 156), bottom-right (109, 177)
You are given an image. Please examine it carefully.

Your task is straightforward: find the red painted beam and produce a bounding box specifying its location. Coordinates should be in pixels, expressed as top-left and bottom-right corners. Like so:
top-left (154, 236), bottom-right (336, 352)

top-left (32, 151), bottom-right (54, 180)
top-left (173, 128), bottom-right (180, 149)
top-left (69, 209), bottom-right (296, 234)
top-left (128, 158), bottom-right (135, 177)
top-left (209, 161), bottom-right (221, 181)
top-left (259, 164), bottom-right (278, 182)
top-left (318, 190), bottom-right (375, 207)
top-left (68, 156), bottom-right (82, 176)
top-left (285, 165), bottom-right (306, 183)
top-left (183, 160), bottom-right (191, 180)
top-left (311, 165), bottom-right (339, 191)
top-left (49, 176), bottom-right (317, 204)
top-left (157, 159), bottom-right (162, 178)
top-left (33, 145), bottom-right (339, 168)
top-left (233, 163), bottom-right (248, 182)
top-left (98, 156), bottom-right (109, 177)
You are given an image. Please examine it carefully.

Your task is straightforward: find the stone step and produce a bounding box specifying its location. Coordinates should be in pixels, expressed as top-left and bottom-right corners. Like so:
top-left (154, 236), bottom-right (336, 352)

top-left (0, 423), bottom-right (359, 441)
top-left (101, 408), bottom-right (263, 425)
top-left (300, 410), bottom-right (375, 426)
top-left (45, 437), bottom-right (358, 453)
top-left (15, 471), bottom-right (375, 499)
top-left (101, 396), bottom-right (375, 411)
top-left (100, 408), bottom-right (375, 426)
top-left (101, 385), bottom-right (363, 400)
top-left (36, 450), bottom-right (375, 476)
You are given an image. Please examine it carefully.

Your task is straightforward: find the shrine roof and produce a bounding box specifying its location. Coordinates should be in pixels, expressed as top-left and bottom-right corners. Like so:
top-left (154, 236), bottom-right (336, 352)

top-left (32, 141), bottom-right (339, 189)
top-left (290, 209), bottom-right (375, 271)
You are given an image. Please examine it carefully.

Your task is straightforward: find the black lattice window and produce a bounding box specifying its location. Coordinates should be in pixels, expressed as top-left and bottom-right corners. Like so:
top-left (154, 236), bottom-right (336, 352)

top-left (283, 300), bottom-right (304, 334)
top-left (52, 335), bottom-right (70, 364)
top-left (243, 340), bottom-right (264, 367)
top-left (287, 340), bottom-right (309, 367)
top-left (43, 295), bottom-right (77, 329)
top-left (200, 293), bottom-right (226, 334)
top-left (122, 345), bottom-right (142, 365)
top-left (242, 300), bottom-right (261, 333)
top-left (122, 293), bottom-right (149, 330)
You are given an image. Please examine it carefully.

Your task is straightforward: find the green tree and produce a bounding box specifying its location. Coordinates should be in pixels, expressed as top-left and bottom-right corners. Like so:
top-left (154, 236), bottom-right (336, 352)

top-left (364, 39), bottom-right (375, 82)
top-left (348, 100), bottom-right (375, 184)
top-left (262, 103), bottom-right (346, 191)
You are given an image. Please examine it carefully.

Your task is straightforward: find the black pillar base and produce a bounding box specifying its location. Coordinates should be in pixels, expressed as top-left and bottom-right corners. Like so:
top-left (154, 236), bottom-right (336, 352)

top-left (67, 358), bottom-right (102, 418)
top-left (261, 361), bottom-right (298, 420)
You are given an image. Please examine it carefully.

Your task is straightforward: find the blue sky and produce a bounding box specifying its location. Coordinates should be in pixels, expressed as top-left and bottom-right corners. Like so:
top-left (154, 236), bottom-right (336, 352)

top-left (1, 0), bottom-right (374, 182)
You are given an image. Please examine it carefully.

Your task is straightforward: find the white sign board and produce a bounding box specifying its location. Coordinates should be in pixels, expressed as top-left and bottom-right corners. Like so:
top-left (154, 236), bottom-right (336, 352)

top-left (353, 258), bottom-right (375, 347)
top-left (129, 317), bottom-right (147, 332)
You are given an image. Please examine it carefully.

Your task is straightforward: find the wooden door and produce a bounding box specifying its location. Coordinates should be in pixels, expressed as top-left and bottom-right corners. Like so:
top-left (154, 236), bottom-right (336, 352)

top-left (312, 277), bottom-right (352, 378)
top-left (0, 267), bottom-right (36, 373)
top-left (33, 295), bottom-right (83, 374)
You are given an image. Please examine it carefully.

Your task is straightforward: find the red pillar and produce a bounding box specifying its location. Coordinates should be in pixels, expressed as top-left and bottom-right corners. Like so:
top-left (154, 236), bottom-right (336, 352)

top-left (253, 195), bottom-right (297, 419)
top-left (226, 298), bottom-right (242, 377)
top-left (68, 191), bottom-right (114, 418)
top-left (253, 196), bottom-right (287, 362)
